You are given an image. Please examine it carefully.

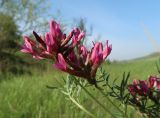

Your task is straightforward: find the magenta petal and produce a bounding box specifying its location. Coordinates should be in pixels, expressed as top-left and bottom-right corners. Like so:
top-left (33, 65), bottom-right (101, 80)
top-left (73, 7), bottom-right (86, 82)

top-left (90, 42), bottom-right (104, 65)
top-left (21, 48), bottom-right (31, 53)
top-left (54, 53), bottom-right (67, 71)
top-left (149, 76), bottom-right (158, 87)
top-left (103, 40), bottom-right (112, 59)
top-left (133, 79), bottom-right (139, 85)
top-left (24, 38), bottom-right (32, 49)
top-left (73, 28), bottom-right (80, 36)
top-left (45, 33), bottom-right (55, 45)
top-left (21, 37), bottom-right (34, 53)
top-left (46, 45), bottom-right (52, 53)
top-left (128, 85), bottom-right (136, 96)
top-left (98, 43), bottom-right (103, 53)
top-left (139, 80), bottom-right (149, 94)
top-left (90, 43), bottom-right (99, 62)
top-left (79, 45), bottom-right (88, 59)
top-left (50, 20), bottom-right (57, 37)
top-left (45, 33), bottom-right (57, 53)
top-left (95, 53), bottom-right (103, 65)
top-left (68, 51), bottom-right (77, 62)
top-left (77, 31), bottom-right (85, 42)
top-left (50, 20), bottom-right (61, 38)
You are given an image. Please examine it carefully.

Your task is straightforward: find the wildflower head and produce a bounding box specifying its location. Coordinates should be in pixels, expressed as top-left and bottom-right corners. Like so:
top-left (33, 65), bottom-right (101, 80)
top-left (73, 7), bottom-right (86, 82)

top-left (21, 20), bottom-right (84, 60)
top-left (128, 80), bottom-right (149, 96)
top-left (148, 76), bottom-right (160, 90)
top-left (53, 41), bottom-right (112, 85)
top-left (128, 76), bottom-right (160, 104)
top-left (21, 20), bottom-right (111, 86)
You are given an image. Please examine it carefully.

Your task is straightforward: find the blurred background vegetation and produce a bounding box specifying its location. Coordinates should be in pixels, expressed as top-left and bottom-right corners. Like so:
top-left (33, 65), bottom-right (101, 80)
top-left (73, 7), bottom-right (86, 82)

top-left (0, 0), bottom-right (53, 78)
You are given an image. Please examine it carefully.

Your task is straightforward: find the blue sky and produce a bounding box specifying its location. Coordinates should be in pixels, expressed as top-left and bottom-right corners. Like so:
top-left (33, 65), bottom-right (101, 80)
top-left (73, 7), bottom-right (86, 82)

top-left (49, 0), bottom-right (160, 60)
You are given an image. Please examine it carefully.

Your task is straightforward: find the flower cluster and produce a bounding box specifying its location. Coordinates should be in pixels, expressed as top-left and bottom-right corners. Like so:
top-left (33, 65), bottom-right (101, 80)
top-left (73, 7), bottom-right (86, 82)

top-left (128, 76), bottom-right (160, 103)
top-left (21, 21), bottom-right (85, 60)
top-left (21, 20), bottom-right (112, 85)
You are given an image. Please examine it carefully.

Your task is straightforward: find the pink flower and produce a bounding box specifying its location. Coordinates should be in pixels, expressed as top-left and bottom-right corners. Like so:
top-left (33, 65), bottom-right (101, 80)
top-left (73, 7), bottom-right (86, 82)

top-left (21, 36), bottom-right (35, 54)
top-left (45, 32), bottom-right (57, 54)
top-left (53, 41), bottom-right (112, 85)
top-left (21, 20), bottom-right (85, 60)
top-left (90, 42), bottom-right (103, 65)
top-left (148, 76), bottom-right (158, 89)
top-left (72, 28), bottom-right (85, 45)
top-left (54, 53), bottom-right (67, 71)
top-left (139, 80), bottom-right (149, 95)
top-left (50, 20), bottom-right (62, 39)
top-left (21, 19), bottom-right (111, 86)
top-left (21, 36), bottom-right (44, 60)
top-left (147, 76), bottom-right (160, 90)
top-left (128, 84), bottom-right (137, 96)
top-left (128, 76), bottom-right (160, 98)
top-left (128, 80), bottom-right (149, 96)
top-left (90, 42), bottom-right (112, 69)
top-left (103, 40), bottom-right (112, 59)
top-left (79, 45), bottom-right (89, 61)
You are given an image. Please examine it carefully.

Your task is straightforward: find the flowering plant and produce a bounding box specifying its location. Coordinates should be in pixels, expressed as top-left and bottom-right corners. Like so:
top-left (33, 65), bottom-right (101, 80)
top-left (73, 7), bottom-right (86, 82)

top-left (21, 20), bottom-right (112, 86)
top-left (21, 20), bottom-right (160, 118)
top-left (128, 76), bottom-right (160, 117)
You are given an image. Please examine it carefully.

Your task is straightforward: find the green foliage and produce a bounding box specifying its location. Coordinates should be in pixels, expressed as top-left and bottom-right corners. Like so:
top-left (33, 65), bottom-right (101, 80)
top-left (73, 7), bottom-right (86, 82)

top-left (0, 13), bottom-right (46, 76)
top-left (104, 72), bottom-right (130, 104)
top-left (1, 57), bottom-right (157, 117)
top-left (0, 13), bottom-right (23, 75)
top-left (0, 0), bottom-right (51, 33)
top-left (105, 57), bottom-right (158, 81)
top-left (0, 13), bottom-right (20, 52)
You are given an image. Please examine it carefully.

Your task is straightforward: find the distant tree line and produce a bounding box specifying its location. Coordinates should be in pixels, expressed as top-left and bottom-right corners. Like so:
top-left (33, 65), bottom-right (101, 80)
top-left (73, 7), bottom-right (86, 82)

top-left (0, 0), bottom-right (51, 77)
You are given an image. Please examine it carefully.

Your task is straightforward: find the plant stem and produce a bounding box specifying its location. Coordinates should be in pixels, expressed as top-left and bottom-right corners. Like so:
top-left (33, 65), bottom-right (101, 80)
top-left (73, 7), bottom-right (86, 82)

top-left (76, 80), bottom-right (117, 118)
top-left (69, 95), bottom-right (95, 117)
top-left (97, 88), bottom-right (125, 116)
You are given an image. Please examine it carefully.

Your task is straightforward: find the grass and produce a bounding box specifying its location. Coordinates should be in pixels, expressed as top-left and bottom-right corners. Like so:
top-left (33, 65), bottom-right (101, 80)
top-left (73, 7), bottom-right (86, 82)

top-left (106, 55), bottom-right (160, 81)
top-left (0, 54), bottom-right (160, 118)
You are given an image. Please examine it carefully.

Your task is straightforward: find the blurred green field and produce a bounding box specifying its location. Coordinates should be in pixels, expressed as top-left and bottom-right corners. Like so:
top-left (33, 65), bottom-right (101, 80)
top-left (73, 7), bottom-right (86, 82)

top-left (0, 54), bottom-right (160, 118)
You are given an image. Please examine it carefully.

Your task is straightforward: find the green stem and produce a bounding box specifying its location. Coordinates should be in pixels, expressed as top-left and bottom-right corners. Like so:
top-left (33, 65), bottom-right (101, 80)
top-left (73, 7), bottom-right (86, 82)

top-left (97, 89), bottom-right (125, 116)
top-left (69, 95), bottom-right (95, 117)
top-left (122, 104), bottom-right (128, 118)
top-left (76, 80), bottom-right (117, 118)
